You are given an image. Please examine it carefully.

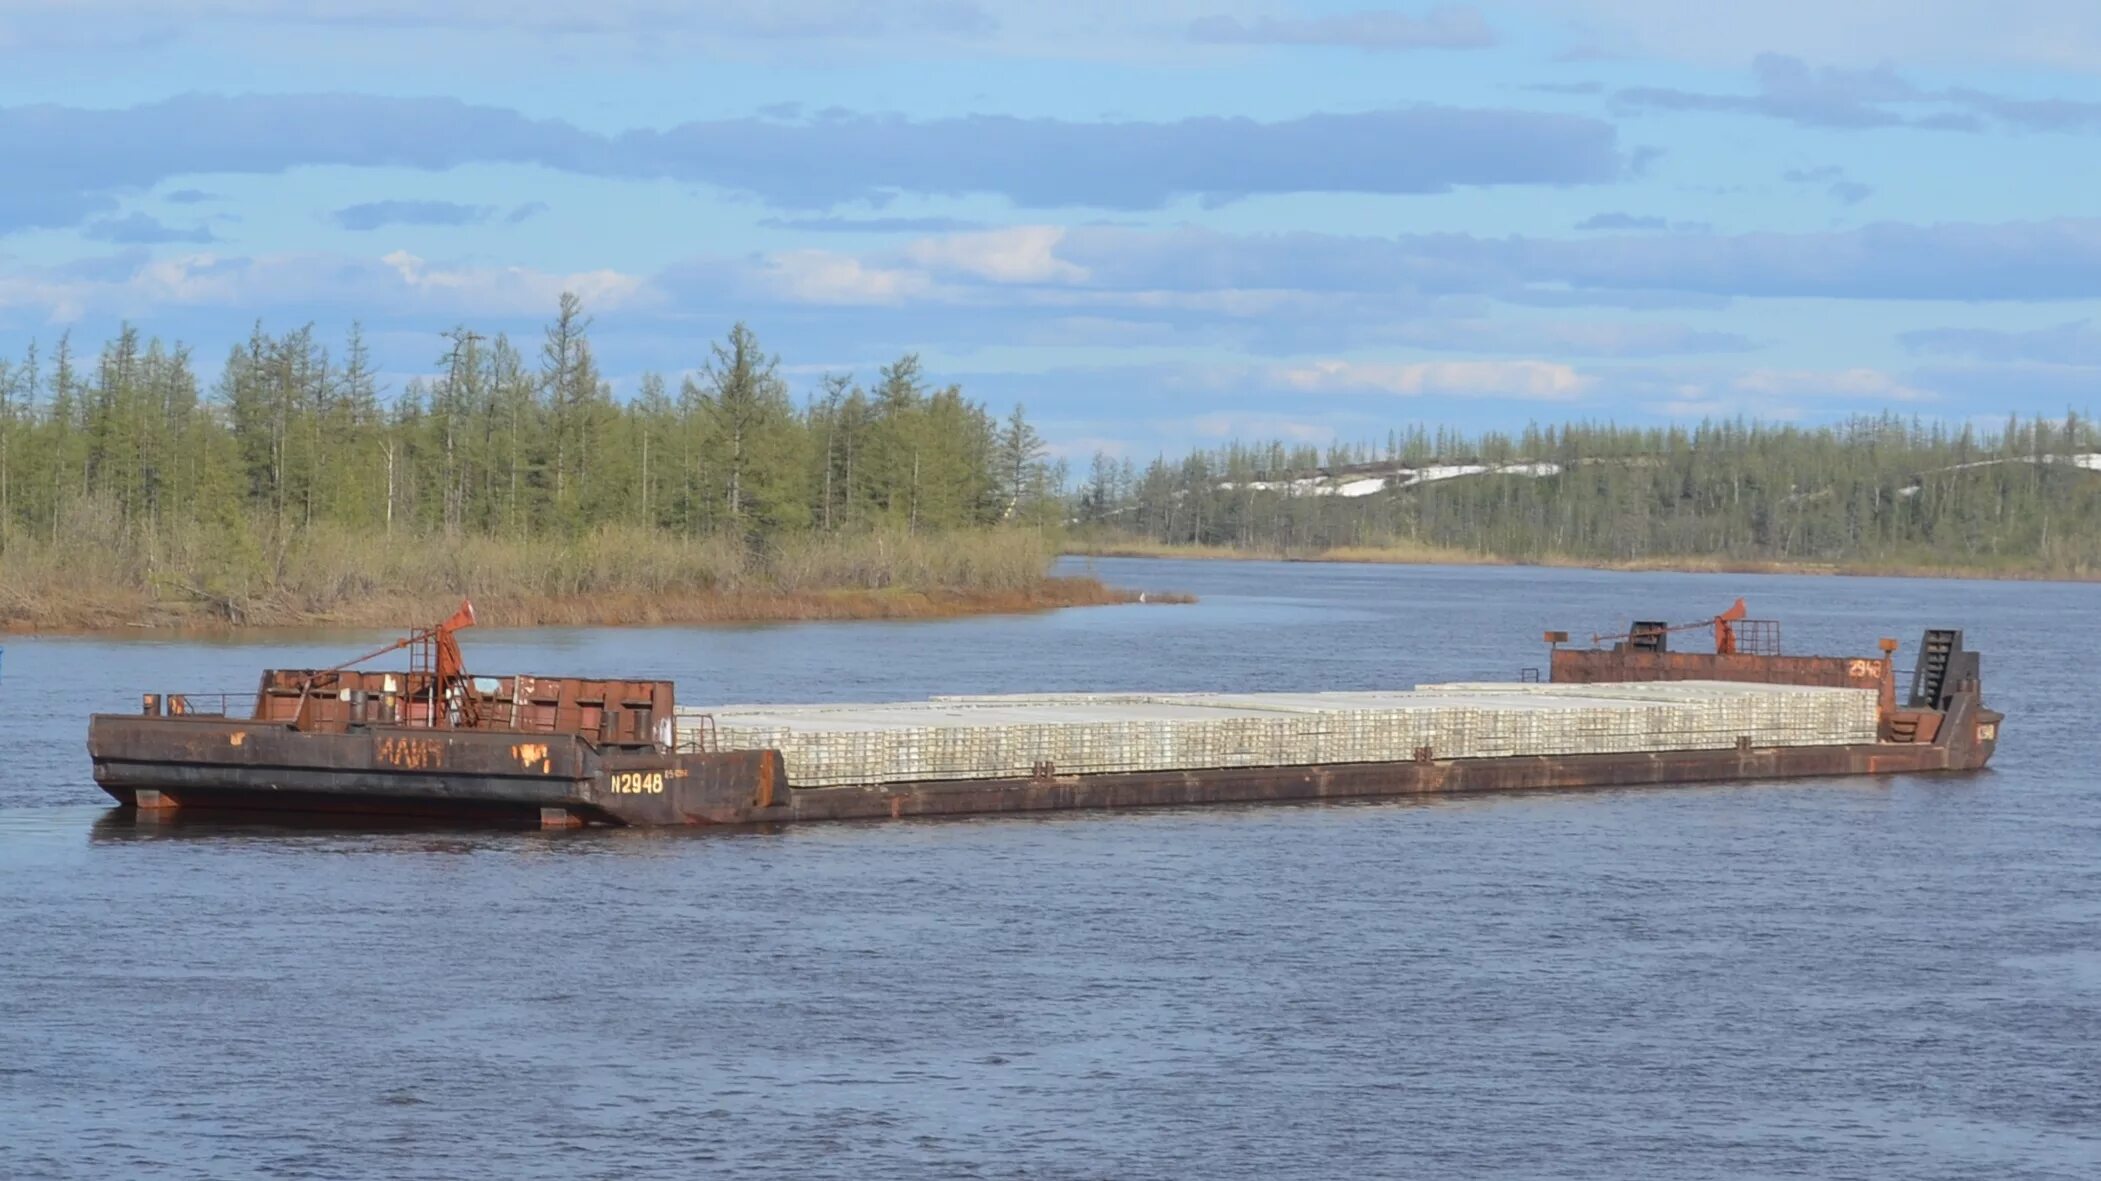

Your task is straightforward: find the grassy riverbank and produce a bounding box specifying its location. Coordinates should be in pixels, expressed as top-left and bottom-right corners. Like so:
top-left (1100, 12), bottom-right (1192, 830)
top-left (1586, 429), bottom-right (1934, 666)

top-left (0, 520), bottom-right (1179, 633)
top-left (1068, 536), bottom-right (2100, 582)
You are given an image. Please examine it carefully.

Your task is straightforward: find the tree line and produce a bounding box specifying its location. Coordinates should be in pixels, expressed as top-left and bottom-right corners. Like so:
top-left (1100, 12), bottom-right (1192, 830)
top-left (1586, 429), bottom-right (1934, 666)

top-left (3, 294), bottom-right (2095, 578)
top-left (0, 295), bottom-right (1065, 554)
top-left (1073, 416), bottom-right (2101, 573)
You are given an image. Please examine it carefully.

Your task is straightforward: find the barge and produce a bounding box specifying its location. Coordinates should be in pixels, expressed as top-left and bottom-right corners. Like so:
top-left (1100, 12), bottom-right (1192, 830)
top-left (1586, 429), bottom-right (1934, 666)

top-left (87, 601), bottom-right (2001, 828)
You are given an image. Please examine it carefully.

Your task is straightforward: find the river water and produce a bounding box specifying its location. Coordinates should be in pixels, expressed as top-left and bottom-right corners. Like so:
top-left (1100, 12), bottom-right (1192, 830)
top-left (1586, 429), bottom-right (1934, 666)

top-left (1, 558), bottom-right (2096, 1179)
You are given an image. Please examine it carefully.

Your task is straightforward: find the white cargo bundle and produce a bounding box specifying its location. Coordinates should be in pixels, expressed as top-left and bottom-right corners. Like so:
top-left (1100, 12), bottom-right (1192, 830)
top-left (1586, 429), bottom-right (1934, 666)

top-left (681, 680), bottom-right (1881, 790)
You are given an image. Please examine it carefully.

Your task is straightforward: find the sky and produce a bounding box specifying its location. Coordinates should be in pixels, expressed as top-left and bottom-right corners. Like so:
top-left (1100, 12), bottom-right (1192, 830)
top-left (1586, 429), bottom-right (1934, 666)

top-left (3, 0), bottom-right (2101, 459)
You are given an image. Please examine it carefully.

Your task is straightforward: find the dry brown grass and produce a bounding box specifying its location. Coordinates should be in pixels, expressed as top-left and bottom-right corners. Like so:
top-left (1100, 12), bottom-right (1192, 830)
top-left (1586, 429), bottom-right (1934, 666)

top-left (0, 503), bottom-right (1185, 632)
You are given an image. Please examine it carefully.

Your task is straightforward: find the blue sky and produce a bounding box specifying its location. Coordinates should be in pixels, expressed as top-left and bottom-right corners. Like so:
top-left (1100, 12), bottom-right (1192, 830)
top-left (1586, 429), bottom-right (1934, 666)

top-left (4, 0), bottom-right (2101, 458)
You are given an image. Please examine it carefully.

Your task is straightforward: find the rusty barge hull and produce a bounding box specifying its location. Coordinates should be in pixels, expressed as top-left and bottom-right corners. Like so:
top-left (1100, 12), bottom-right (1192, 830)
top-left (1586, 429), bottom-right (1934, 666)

top-left (85, 608), bottom-right (2003, 830)
top-left (88, 690), bottom-right (1998, 828)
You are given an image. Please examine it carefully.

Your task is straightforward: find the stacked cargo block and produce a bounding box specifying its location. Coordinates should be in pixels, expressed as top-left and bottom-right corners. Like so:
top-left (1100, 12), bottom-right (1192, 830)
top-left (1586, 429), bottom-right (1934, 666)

top-left (682, 681), bottom-right (1881, 790)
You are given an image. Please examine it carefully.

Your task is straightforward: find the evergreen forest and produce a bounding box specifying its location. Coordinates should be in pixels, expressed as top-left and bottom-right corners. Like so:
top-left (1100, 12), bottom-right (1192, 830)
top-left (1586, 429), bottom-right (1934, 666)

top-left (1070, 416), bottom-right (2101, 575)
top-left (0, 294), bottom-right (1063, 548)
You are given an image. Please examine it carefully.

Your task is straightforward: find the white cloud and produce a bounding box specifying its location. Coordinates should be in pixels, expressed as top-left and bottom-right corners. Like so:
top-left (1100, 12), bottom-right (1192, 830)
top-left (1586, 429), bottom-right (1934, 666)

top-left (754, 249), bottom-right (935, 305)
top-left (903, 225), bottom-right (1088, 284)
top-left (1642, 366), bottom-right (1936, 420)
top-left (380, 250), bottom-right (647, 313)
top-left (1186, 412), bottom-right (1346, 442)
top-left (1729, 367), bottom-right (1932, 402)
top-left (1273, 358), bottom-right (1593, 400)
top-left (0, 249), bottom-right (652, 321)
top-left (748, 228), bottom-right (1087, 307)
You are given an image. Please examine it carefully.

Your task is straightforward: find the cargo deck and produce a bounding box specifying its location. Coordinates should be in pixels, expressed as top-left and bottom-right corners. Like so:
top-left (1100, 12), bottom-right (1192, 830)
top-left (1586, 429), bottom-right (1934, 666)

top-left (697, 681), bottom-right (1886, 790)
top-left (86, 601), bottom-right (2002, 828)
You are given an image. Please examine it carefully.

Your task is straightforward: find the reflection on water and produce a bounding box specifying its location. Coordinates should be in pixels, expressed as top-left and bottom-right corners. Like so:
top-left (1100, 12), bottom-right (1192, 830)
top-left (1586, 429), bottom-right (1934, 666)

top-left (82, 808), bottom-right (801, 848)
top-left (2, 558), bottom-right (2096, 1179)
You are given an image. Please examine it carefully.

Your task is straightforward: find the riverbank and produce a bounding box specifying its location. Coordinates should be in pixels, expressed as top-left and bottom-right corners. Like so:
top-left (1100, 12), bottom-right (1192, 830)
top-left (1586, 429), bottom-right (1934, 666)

top-left (1066, 538), bottom-right (2099, 583)
top-left (1, 577), bottom-right (1159, 634)
top-left (0, 525), bottom-right (1188, 634)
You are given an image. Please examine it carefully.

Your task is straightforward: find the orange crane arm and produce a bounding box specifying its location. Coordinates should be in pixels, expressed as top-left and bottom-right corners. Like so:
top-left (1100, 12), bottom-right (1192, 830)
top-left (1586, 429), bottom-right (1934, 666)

top-left (432, 600), bottom-right (476, 687)
top-left (1713, 597), bottom-right (1748, 655)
